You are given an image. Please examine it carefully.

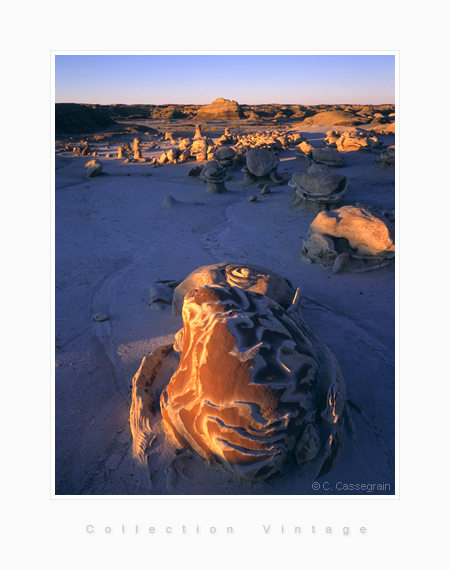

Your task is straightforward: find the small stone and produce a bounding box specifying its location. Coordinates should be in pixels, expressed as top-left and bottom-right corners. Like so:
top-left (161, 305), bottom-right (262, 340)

top-left (333, 252), bottom-right (350, 273)
top-left (162, 195), bottom-right (178, 208)
top-left (84, 159), bottom-right (103, 178)
top-left (248, 194), bottom-right (257, 202)
top-left (94, 312), bottom-right (108, 322)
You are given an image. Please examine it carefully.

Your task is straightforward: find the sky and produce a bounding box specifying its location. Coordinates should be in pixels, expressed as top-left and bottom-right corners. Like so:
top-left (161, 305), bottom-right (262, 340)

top-left (55, 54), bottom-right (395, 106)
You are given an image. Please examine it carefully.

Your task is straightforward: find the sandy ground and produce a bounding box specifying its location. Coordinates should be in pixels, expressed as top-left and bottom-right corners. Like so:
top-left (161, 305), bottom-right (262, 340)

top-left (54, 120), bottom-right (395, 495)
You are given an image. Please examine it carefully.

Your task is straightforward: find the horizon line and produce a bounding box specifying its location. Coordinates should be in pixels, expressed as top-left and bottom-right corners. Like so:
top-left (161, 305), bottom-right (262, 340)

top-left (55, 101), bottom-right (395, 106)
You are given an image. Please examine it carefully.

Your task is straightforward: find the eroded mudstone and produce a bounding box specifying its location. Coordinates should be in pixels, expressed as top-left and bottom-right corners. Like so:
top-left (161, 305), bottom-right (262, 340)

top-left (289, 170), bottom-right (349, 212)
top-left (195, 98), bottom-right (245, 121)
top-left (213, 146), bottom-right (236, 168)
top-left (380, 145), bottom-right (395, 166)
top-left (161, 285), bottom-right (346, 481)
top-left (303, 205), bottom-right (395, 272)
top-left (162, 195), bottom-right (179, 208)
top-left (335, 132), bottom-right (380, 152)
top-left (85, 159), bottom-right (103, 177)
top-left (172, 262), bottom-right (296, 316)
top-left (324, 130), bottom-right (340, 147)
top-left (242, 148), bottom-right (285, 185)
top-left (130, 344), bottom-right (176, 468)
top-left (200, 160), bottom-right (228, 193)
top-left (305, 148), bottom-right (344, 167)
top-left (295, 141), bottom-right (315, 158)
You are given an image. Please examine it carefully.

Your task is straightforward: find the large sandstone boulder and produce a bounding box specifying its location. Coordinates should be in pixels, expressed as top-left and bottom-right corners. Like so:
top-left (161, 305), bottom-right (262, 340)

top-left (196, 98), bottom-right (245, 121)
top-left (160, 285), bottom-right (347, 481)
top-left (309, 205), bottom-right (395, 257)
top-left (303, 205), bottom-right (395, 272)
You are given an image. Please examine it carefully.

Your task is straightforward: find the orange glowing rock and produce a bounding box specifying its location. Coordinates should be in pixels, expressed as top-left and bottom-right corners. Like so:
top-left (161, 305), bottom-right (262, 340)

top-left (303, 205), bottom-right (395, 272)
top-left (160, 285), bottom-right (347, 481)
top-left (84, 159), bottom-right (103, 177)
top-left (172, 262), bottom-right (296, 316)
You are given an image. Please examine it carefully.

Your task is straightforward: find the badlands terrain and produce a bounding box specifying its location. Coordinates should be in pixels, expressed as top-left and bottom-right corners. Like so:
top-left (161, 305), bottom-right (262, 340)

top-left (54, 99), bottom-right (395, 495)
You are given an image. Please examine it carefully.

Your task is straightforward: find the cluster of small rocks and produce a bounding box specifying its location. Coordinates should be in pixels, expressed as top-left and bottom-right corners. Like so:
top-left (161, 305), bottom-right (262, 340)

top-left (56, 140), bottom-right (100, 156)
top-left (324, 130), bottom-right (382, 152)
top-left (233, 129), bottom-right (304, 153)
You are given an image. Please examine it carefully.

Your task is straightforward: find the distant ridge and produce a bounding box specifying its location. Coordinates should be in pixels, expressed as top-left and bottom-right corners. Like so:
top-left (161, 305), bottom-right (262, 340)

top-left (55, 103), bottom-right (118, 135)
top-left (55, 102), bottom-right (395, 135)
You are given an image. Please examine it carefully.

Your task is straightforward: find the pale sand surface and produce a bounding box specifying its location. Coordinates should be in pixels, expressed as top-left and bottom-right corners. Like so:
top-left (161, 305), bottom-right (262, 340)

top-left (55, 120), bottom-right (395, 495)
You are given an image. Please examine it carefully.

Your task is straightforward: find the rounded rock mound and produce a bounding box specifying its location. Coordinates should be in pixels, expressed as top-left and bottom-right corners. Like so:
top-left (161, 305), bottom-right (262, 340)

top-left (302, 110), bottom-right (367, 127)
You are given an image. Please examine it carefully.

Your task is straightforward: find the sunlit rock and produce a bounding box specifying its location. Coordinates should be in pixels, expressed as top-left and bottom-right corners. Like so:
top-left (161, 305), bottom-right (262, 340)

top-left (160, 285), bottom-right (347, 481)
top-left (305, 147), bottom-right (344, 167)
top-left (196, 98), bottom-right (245, 121)
top-left (172, 262), bottom-right (296, 316)
top-left (84, 159), bottom-right (103, 177)
top-left (302, 205), bottom-right (395, 272)
top-left (295, 141), bottom-right (315, 158)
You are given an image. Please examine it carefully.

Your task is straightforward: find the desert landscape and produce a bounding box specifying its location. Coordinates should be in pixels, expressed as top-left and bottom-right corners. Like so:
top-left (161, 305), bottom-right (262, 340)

top-left (55, 96), bottom-right (395, 495)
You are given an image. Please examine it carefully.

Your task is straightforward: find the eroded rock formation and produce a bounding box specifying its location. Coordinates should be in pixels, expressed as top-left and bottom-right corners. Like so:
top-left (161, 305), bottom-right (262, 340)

top-left (172, 262), bottom-right (296, 316)
top-left (160, 285), bottom-right (347, 481)
top-left (289, 169), bottom-right (349, 212)
top-left (305, 148), bottom-right (344, 168)
top-left (196, 98), bottom-right (245, 121)
top-left (242, 148), bottom-right (286, 185)
top-left (302, 205), bottom-right (395, 272)
top-left (379, 145), bottom-right (395, 166)
top-left (199, 160), bottom-right (228, 193)
top-left (302, 110), bottom-right (366, 127)
top-left (84, 159), bottom-right (103, 177)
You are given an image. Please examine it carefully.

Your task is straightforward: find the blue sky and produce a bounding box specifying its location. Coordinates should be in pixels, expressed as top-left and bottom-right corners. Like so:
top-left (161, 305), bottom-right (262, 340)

top-left (55, 54), bottom-right (395, 105)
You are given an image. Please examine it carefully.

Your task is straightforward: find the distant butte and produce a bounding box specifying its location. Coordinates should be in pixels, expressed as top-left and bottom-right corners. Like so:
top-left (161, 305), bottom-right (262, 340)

top-left (195, 98), bottom-right (245, 121)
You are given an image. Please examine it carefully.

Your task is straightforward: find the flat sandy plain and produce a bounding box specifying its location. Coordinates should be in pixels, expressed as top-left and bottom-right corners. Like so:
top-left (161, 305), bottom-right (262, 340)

top-left (55, 116), bottom-right (395, 495)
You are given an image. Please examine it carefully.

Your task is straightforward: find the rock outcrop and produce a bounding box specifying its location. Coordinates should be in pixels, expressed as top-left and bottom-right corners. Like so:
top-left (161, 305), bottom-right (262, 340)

top-left (196, 98), bottom-right (245, 121)
top-left (55, 103), bottom-right (118, 135)
top-left (302, 110), bottom-right (366, 127)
